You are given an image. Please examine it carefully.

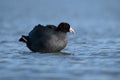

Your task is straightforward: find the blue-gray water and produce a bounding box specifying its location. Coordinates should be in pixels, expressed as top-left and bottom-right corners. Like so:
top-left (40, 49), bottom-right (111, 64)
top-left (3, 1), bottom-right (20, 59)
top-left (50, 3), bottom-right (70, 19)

top-left (0, 0), bottom-right (120, 80)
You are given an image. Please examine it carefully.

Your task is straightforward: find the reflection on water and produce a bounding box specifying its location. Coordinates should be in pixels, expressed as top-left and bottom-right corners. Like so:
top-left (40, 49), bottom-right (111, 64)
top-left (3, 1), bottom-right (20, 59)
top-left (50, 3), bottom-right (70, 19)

top-left (0, 0), bottom-right (120, 80)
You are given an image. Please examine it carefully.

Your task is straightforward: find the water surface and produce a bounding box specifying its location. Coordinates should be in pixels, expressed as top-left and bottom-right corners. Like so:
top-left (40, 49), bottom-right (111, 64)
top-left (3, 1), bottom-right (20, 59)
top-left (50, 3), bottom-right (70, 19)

top-left (0, 0), bottom-right (120, 80)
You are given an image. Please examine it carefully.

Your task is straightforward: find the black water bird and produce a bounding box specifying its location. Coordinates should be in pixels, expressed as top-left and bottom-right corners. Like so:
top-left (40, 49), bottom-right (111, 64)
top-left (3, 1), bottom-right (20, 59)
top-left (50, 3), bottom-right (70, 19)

top-left (19, 22), bottom-right (75, 53)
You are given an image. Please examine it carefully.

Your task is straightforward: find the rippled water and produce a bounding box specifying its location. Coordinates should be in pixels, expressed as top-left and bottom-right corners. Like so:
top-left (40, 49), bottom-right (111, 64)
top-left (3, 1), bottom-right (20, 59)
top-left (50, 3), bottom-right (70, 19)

top-left (0, 0), bottom-right (120, 80)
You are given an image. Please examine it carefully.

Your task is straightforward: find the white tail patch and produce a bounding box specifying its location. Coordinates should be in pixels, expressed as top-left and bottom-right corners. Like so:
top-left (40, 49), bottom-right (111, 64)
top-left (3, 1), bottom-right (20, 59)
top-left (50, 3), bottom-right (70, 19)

top-left (22, 37), bottom-right (28, 42)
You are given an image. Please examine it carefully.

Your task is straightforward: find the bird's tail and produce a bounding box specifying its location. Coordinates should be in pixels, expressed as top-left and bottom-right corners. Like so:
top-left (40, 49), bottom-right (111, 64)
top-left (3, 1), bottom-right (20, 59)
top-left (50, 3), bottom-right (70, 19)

top-left (19, 35), bottom-right (29, 43)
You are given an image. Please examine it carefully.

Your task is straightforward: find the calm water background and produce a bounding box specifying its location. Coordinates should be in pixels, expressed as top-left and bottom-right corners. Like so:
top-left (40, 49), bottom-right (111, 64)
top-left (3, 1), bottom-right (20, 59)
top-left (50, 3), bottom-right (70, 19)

top-left (0, 0), bottom-right (120, 80)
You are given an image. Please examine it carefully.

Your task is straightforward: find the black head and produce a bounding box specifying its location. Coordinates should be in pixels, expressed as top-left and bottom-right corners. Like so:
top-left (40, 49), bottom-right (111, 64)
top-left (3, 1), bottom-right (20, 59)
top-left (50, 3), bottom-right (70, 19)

top-left (56, 22), bottom-right (75, 34)
top-left (56, 22), bottom-right (70, 33)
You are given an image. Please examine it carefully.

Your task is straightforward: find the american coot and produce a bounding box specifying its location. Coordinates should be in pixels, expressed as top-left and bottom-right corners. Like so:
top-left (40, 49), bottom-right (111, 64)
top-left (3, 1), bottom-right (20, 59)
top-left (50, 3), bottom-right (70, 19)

top-left (19, 22), bottom-right (75, 53)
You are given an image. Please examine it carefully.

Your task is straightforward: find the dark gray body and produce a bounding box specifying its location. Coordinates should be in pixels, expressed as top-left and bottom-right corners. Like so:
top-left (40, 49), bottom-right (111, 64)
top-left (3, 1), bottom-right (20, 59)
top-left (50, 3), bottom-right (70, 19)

top-left (28, 25), bottom-right (67, 52)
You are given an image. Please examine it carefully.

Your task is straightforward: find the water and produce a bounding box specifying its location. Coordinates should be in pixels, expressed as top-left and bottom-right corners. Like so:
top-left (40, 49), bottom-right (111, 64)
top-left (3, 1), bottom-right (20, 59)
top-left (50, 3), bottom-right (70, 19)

top-left (0, 0), bottom-right (120, 80)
